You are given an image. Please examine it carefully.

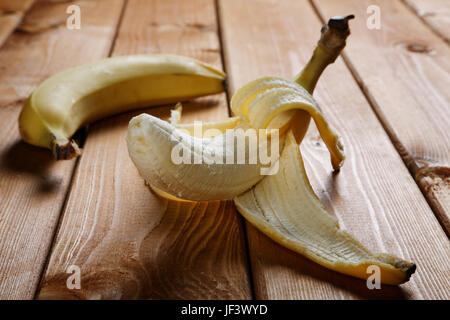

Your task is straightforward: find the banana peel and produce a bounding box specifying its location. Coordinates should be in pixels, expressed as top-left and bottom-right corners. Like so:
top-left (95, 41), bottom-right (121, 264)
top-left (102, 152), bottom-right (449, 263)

top-left (127, 15), bottom-right (416, 285)
top-left (234, 130), bottom-right (415, 285)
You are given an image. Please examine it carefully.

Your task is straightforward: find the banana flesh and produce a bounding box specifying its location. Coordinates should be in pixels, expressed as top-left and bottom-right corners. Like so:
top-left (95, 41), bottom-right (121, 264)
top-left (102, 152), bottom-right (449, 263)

top-left (127, 113), bottom-right (264, 201)
top-left (18, 54), bottom-right (225, 159)
top-left (234, 130), bottom-right (416, 285)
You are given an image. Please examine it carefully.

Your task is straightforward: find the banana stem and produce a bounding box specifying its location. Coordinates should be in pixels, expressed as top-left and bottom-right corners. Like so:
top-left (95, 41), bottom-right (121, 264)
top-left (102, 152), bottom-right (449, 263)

top-left (51, 138), bottom-right (81, 160)
top-left (294, 15), bottom-right (354, 94)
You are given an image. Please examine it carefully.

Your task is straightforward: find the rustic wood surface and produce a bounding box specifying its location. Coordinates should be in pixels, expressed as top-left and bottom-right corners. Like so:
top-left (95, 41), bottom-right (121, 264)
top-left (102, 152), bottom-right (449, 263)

top-left (314, 0), bottom-right (450, 235)
top-left (404, 0), bottom-right (450, 43)
top-left (0, 0), bottom-right (35, 48)
top-left (219, 0), bottom-right (449, 300)
top-left (0, 0), bottom-right (124, 300)
top-left (37, 0), bottom-right (252, 300)
top-left (0, 0), bottom-right (448, 300)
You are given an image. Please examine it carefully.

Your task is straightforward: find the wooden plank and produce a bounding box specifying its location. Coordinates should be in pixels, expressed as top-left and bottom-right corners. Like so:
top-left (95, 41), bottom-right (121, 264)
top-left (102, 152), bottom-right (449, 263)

top-left (37, 0), bottom-right (252, 299)
top-left (0, 0), bottom-right (124, 300)
top-left (219, 0), bottom-right (450, 299)
top-left (404, 0), bottom-right (450, 43)
top-left (313, 0), bottom-right (450, 235)
top-left (0, 0), bottom-right (35, 48)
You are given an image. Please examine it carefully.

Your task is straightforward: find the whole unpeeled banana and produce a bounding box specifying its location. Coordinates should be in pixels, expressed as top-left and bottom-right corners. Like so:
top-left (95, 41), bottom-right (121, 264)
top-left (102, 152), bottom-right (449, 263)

top-left (18, 54), bottom-right (225, 159)
top-left (127, 15), bottom-right (416, 285)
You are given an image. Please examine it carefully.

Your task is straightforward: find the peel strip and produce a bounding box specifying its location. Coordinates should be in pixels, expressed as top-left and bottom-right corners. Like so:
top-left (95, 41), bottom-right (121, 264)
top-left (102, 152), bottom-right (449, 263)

top-left (234, 131), bottom-right (415, 285)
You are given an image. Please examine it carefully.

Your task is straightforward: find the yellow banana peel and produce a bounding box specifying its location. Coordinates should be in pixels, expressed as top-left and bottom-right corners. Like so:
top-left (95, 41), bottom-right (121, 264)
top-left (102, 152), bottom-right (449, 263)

top-left (127, 15), bottom-right (416, 285)
top-left (235, 130), bottom-right (415, 285)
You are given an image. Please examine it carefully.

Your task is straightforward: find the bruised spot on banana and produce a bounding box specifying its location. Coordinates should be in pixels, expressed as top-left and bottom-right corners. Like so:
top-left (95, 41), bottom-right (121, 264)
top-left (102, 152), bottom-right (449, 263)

top-left (18, 54), bottom-right (226, 159)
top-left (127, 15), bottom-right (416, 284)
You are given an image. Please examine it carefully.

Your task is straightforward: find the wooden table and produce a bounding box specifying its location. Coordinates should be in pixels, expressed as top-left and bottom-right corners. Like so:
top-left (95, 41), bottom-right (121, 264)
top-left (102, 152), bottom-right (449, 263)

top-left (0, 0), bottom-right (449, 300)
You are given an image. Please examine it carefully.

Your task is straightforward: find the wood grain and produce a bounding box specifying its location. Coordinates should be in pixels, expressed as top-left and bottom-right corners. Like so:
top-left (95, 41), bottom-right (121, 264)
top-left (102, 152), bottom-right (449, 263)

top-left (0, 0), bottom-right (124, 300)
top-left (219, 0), bottom-right (450, 299)
top-left (0, 0), bottom-right (35, 48)
top-left (404, 0), bottom-right (450, 43)
top-left (37, 0), bottom-right (252, 300)
top-left (313, 0), bottom-right (450, 235)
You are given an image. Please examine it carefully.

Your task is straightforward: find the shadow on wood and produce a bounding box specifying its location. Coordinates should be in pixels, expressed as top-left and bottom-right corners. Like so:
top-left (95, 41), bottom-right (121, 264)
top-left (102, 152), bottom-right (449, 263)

top-left (38, 198), bottom-right (249, 300)
top-left (0, 139), bottom-right (63, 193)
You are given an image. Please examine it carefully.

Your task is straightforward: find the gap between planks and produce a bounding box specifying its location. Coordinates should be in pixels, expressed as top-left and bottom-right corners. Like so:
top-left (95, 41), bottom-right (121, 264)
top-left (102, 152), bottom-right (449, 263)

top-left (310, 0), bottom-right (450, 236)
top-left (219, 0), bottom-right (449, 299)
top-left (0, 0), bottom-right (36, 49)
top-left (36, 0), bottom-right (252, 300)
top-left (213, 0), bottom-right (257, 300)
top-left (33, 0), bottom-right (131, 299)
top-left (0, 0), bottom-right (126, 300)
top-left (402, 0), bottom-right (450, 44)
top-left (7, 0), bottom-right (446, 300)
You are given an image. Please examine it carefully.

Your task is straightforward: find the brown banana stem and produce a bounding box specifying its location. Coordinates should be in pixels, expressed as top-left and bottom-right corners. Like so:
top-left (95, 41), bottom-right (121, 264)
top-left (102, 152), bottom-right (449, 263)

top-left (294, 15), bottom-right (354, 94)
top-left (51, 138), bottom-right (81, 160)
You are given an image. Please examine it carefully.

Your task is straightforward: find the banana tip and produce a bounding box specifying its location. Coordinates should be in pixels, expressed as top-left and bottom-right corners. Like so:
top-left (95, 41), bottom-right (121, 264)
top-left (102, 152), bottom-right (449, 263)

top-left (404, 263), bottom-right (417, 282)
top-left (52, 138), bottom-right (81, 160)
top-left (328, 15), bottom-right (355, 31)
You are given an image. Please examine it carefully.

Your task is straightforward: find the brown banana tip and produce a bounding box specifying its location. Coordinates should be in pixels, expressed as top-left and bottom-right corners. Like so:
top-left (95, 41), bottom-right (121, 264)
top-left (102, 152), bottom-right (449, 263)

top-left (222, 78), bottom-right (228, 91)
top-left (51, 138), bottom-right (82, 160)
top-left (328, 15), bottom-right (355, 32)
top-left (319, 14), bottom-right (354, 53)
top-left (405, 263), bottom-right (417, 281)
top-left (391, 260), bottom-right (416, 283)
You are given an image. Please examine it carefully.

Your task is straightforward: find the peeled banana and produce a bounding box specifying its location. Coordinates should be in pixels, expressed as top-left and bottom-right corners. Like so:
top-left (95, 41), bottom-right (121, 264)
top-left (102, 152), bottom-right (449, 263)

top-left (127, 77), bottom-right (345, 200)
top-left (18, 54), bottom-right (225, 159)
top-left (127, 15), bottom-right (416, 284)
top-left (127, 113), bottom-right (263, 200)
